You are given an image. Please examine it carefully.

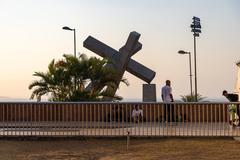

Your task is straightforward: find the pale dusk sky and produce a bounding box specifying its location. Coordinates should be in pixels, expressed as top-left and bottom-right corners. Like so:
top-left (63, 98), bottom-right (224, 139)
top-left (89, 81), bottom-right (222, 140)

top-left (0, 0), bottom-right (239, 101)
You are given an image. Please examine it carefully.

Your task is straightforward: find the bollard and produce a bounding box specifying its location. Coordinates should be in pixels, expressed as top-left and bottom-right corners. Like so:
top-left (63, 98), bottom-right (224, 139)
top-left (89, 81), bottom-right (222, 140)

top-left (127, 131), bottom-right (130, 151)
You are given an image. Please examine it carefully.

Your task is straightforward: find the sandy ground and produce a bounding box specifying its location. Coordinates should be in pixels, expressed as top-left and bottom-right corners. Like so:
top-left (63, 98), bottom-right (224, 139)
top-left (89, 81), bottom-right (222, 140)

top-left (0, 138), bottom-right (240, 160)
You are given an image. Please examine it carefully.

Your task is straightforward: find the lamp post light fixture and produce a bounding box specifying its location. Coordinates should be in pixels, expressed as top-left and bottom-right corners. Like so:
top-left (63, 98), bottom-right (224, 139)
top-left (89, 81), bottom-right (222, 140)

top-left (178, 50), bottom-right (193, 98)
top-left (190, 16), bottom-right (201, 102)
top-left (62, 26), bottom-right (76, 57)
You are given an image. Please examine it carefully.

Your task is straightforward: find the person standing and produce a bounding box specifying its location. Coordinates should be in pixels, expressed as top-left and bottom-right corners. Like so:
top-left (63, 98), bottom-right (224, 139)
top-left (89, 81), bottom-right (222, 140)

top-left (162, 80), bottom-right (174, 122)
top-left (222, 90), bottom-right (239, 126)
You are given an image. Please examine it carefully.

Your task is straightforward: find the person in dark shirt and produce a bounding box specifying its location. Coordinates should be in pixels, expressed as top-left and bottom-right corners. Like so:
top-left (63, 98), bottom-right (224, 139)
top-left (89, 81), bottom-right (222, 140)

top-left (223, 90), bottom-right (239, 126)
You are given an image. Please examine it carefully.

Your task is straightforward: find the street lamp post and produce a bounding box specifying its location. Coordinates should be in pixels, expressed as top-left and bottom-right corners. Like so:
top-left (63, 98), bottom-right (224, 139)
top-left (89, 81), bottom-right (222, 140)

top-left (178, 50), bottom-right (193, 98)
top-left (190, 16), bottom-right (201, 102)
top-left (62, 26), bottom-right (76, 57)
top-left (62, 26), bottom-right (77, 90)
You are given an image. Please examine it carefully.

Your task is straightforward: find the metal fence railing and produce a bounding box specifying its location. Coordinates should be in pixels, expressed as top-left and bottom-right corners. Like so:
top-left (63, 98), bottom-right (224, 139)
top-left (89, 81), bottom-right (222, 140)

top-left (0, 102), bottom-right (239, 137)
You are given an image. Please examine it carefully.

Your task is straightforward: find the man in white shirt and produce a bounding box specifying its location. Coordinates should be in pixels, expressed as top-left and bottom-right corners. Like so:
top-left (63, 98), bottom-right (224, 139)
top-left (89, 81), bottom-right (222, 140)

top-left (161, 80), bottom-right (174, 122)
top-left (132, 106), bottom-right (138, 122)
top-left (132, 105), bottom-right (143, 123)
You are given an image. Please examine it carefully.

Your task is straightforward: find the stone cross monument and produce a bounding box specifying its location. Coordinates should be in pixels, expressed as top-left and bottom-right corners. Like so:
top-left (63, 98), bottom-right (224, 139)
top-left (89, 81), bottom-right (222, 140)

top-left (83, 31), bottom-right (156, 101)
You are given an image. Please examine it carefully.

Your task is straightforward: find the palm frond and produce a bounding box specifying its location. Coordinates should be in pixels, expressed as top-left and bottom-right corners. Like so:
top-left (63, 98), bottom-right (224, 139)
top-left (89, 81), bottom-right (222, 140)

top-left (28, 80), bottom-right (47, 89)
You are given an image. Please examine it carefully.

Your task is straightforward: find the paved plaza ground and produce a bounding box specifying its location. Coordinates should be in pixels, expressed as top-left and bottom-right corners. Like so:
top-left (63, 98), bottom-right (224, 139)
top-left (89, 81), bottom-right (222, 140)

top-left (0, 137), bottom-right (240, 160)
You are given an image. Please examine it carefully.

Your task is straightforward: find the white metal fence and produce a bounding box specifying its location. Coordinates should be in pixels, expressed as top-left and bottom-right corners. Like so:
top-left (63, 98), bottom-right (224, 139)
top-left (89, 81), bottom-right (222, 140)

top-left (0, 102), bottom-right (239, 137)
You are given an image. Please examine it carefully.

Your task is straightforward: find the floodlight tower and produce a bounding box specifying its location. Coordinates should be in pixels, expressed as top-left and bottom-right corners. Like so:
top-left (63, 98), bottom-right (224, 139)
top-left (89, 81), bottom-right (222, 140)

top-left (191, 16), bottom-right (201, 102)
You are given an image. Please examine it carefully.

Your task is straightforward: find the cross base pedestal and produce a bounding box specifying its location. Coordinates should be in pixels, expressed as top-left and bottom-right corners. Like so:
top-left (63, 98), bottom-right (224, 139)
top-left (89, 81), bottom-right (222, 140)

top-left (142, 84), bottom-right (156, 102)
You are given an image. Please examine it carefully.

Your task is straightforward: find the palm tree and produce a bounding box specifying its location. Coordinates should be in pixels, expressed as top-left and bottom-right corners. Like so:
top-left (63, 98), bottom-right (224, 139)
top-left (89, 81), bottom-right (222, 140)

top-left (180, 93), bottom-right (206, 102)
top-left (29, 54), bottom-right (128, 102)
top-left (28, 60), bottom-right (70, 101)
